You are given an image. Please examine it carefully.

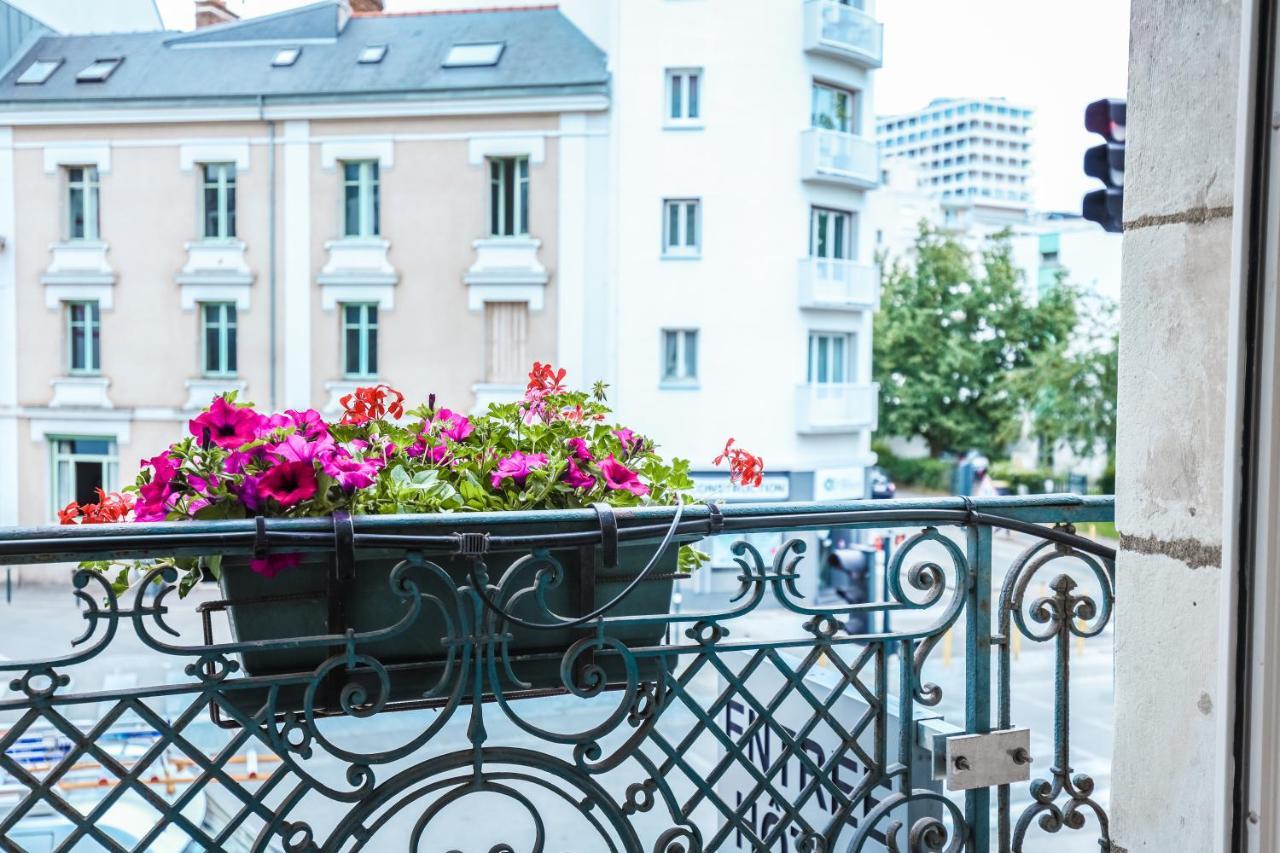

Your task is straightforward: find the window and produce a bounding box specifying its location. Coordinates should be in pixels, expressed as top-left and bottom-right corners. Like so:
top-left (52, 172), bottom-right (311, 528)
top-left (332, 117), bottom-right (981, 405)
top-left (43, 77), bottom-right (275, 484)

top-left (342, 160), bottom-right (380, 238)
top-left (66, 301), bottom-right (100, 374)
top-left (489, 157), bottom-right (529, 237)
top-left (201, 163), bottom-right (236, 240)
top-left (75, 58), bottom-right (121, 82)
top-left (662, 199), bottom-right (700, 257)
top-left (272, 48), bottom-right (301, 67)
top-left (17, 59), bottom-right (61, 85)
top-left (810, 207), bottom-right (853, 260)
top-left (201, 303), bottom-right (237, 377)
top-left (808, 332), bottom-right (854, 384)
top-left (342, 303), bottom-right (378, 378)
top-left (51, 438), bottom-right (117, 518)
top-left (812, 83), bottom-right (856, 133)
top-left (443, 42), bottom-right (504, 67)
top-left (666, 69), bottom-right (702, 124)
top-left (66, 166), bottom-right (99, 241)
top-left (662, 329), bottom-right (698, 384)
top-left (358, 44), bottom-right (388, 64)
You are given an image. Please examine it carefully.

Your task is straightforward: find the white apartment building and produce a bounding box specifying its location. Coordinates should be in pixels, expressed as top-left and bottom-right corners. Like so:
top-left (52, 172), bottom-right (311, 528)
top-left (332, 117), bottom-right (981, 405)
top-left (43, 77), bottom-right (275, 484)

top-left (876, 96), bottom-right (1034, 227)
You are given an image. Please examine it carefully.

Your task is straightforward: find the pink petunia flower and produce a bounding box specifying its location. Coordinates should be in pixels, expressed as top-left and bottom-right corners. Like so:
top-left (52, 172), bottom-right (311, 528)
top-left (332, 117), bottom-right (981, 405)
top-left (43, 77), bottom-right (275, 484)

top-left (270, 433), bottom-right (336, 465)
top-left (250, 552), bottom-right (303, 578)
top-left (322, 454), bottom-right (381, 491)
top-left (599, 455), bottom-right (649, 497)
top-left (189, 397), bottom-right (265, 450)
top-left (566, 437), bottom-right (593, 462)
top-left (613, 428), bottom-right (644, 455)
top-left (490, 451), bottom-right (548, 489)
top-left (434, 409), bottom-right (474, 443)
top-left (256, 461), bottom-right (318, 507)
top-left (562, 457), bottom-right (597, 490)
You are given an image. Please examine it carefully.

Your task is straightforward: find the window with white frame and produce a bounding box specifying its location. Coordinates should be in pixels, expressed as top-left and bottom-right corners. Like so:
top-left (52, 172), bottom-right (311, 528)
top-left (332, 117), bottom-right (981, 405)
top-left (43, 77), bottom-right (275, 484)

top-left (201, 302), bottom-right (238, 377)
top-left (201, 163), bottom-right (237, 240)
top-left (489, 157), bottom-right (529, 237)
top-left (807, 332), bottom-right (854, 384)
top-left (811, 82), bottom-right (857, 134)
top-left (665, 68), bottom-right (702, 124)
top-left (661, 329), bottom-right (699, 384)
top-left (810, 207), bottom-right (854, 260)
top-left (342, 160), bottom-right (380, 238)
top-left (66, 166), bottom-right (99, 241)
top-left (662, 199), bottom-right (701, 257)
top-left (342, 303), bottom-right (378, 378)
top-left (51, 438), bottom-right (117, 517)
top-left (66, 301), bottom-right (100, 374)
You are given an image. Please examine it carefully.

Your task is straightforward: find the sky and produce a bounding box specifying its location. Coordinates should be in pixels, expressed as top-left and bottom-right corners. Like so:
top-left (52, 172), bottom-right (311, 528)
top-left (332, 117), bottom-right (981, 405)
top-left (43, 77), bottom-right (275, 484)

top-left (155, 0), bottom-right (1131, 212)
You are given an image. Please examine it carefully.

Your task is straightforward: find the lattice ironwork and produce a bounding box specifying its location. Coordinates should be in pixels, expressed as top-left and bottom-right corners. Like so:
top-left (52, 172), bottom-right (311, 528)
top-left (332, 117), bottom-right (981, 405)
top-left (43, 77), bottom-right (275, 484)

top-left (0, 496), bottom-right (1114, 852)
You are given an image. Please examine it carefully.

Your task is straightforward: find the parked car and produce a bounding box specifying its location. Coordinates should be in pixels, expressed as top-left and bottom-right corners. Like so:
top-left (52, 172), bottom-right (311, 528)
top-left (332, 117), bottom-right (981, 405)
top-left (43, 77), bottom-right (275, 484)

top-left (868, 466), bottom-right (896, 499)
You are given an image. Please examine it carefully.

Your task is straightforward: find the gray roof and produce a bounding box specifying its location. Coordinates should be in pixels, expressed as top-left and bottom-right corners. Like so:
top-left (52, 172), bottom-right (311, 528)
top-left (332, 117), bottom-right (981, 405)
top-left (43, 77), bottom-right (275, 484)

top-left (0, 1), bottom-right (608, 109)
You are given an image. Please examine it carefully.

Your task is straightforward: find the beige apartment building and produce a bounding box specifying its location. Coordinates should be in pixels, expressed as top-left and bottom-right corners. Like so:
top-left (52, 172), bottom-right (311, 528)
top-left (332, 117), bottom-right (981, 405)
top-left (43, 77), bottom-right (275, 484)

top-left (0, 0), bottom-right (612, 526)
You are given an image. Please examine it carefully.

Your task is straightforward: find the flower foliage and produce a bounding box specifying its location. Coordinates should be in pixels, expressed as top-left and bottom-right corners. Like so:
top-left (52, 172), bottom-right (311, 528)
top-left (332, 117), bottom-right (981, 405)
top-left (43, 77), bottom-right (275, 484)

top-left (63, 364), bottom-right (756, 592)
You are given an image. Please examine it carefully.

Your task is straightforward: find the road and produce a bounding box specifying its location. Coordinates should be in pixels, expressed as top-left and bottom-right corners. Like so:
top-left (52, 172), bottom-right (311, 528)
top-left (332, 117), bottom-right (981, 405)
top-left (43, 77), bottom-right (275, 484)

top-left (0, 516), bottom-right (1115, 851)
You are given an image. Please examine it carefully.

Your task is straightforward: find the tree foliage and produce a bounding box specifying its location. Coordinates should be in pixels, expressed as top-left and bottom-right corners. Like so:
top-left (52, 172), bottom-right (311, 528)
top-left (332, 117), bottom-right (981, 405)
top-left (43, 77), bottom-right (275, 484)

top-left (873, 224), bottom-right (1111, 458)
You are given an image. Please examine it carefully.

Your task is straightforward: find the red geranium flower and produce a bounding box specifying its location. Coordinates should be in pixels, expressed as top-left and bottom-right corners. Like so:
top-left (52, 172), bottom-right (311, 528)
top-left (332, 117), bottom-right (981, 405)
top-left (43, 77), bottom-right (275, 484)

top-left (59, 489), bottom-right (135, 525)
top-left (713, 438), bottom-right (764, 488)
top-left (526, 362), bottom-right (567, 395)
top-left (340, 384), bottom-right (405, 425)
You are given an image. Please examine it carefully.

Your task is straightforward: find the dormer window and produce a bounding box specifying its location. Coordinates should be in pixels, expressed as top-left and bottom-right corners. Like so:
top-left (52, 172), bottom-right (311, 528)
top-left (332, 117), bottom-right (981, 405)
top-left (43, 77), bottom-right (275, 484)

top-left (272, 47), bottom-right (301, 67)
top-left (75, 58), bottom-right (121, 83)
top-left (443, 42), bottom-right (504, 68)
top-left (16, 59), bottom-right (62, 85)
top-left (358, 44), bottom-right (387, 64)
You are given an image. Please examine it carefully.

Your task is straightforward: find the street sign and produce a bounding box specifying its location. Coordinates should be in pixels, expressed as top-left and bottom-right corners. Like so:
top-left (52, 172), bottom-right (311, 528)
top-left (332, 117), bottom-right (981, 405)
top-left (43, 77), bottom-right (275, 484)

top-left (814, 465), bottom-right (867, 501)
top-left (691, 473), bottom-right (791, 502)
top-left (717, 651), bottom-right (945, 851)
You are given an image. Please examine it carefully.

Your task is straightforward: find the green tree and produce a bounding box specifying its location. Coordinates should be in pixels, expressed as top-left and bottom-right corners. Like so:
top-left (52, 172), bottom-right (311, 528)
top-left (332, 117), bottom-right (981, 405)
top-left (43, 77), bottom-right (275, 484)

top-left (873, 225), bottom-right (1080, 457)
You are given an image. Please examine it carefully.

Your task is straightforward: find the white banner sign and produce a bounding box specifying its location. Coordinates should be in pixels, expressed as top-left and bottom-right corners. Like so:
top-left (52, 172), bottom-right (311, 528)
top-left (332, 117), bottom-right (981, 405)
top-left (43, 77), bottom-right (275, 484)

top-left (691, 473), bottom-right (790, 502)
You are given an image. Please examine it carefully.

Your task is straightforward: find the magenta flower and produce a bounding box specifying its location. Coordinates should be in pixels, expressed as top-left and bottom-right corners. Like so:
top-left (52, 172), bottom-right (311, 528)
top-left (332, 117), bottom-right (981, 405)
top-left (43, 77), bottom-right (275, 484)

top-left (250, 552), bottom-right (302, 578)
top-left (270, 433), bottom-right (335, 465)
top-left (435, 409), bottom-right (474, 443)
top-left (189, 397), bottom-right (265, 450)
top-left (562, 457), bottom-right (597, 490)
top-left (407, 437), bottom-right (448, 464)
top-left (322, 454), bottom-right (380, 491)
top-left (224, 446), bottom-right (266, 474)
top-left (613, 428), bottom-right (643, 455)
top-left (600, 455), bottom-right (649, 496)
top-left (490, 451), bottom-right (548, 489)
top-left (134, 452), bottom-right (179, 521)
top-left (566, 437), bottom-right (593, 462)
top-left (234, 473), bottom-right (264, 512)
top-left (256, 461), bottom-right (318, 507)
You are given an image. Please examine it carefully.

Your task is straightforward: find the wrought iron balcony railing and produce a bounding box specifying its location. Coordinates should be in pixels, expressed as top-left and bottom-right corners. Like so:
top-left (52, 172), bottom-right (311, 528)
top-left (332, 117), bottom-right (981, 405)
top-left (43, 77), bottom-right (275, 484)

top-left (802, 0), bottom-right (885, 68)
top-left (0, 494), bottom-right (1114, 851)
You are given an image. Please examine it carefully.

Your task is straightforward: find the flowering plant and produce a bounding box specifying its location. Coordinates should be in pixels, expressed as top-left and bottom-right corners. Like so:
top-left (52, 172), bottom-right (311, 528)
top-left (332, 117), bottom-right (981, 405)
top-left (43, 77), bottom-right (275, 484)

top-left (65, 364), bottom-right (762, 595)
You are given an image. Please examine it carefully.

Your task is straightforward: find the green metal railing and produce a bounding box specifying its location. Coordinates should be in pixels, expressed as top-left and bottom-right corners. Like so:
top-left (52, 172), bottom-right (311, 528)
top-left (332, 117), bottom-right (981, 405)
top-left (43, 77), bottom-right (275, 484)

top-left (0, 494), bottom-right (1113, 852)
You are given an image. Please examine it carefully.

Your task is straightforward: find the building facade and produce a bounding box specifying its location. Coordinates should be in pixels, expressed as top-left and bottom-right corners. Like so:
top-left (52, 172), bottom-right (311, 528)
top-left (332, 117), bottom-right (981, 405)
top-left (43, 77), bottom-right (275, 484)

top-left (0, 1), bottom-right (610, 527)
top-left (876, 96), bottom-right (1034, 228)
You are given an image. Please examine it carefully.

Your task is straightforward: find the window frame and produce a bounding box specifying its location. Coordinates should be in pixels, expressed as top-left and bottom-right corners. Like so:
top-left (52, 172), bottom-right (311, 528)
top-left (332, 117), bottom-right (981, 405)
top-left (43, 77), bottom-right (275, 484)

top-left (200, 302), bottom-right (238, 378)
top-left (66, 300), bottom-right (101, 375)
top-left (665, 68), bottom-right (703, 127)
top-left (49, 437), bottom-right (118, 521)
top-left (809, 206), bottom-right (855, 260)
top-left (342, 303), bottom-right (379, 379)
top-left (65, 165), bottom-right (100, 241)
top-left (200, 162), bottom-right (237, 241)
top-left (342, 160), bottom-right (381, 238)
top-left (661, 198), bottom-right (702, 258)
top-left (807, 331), bottom-right (855, 385)
top-left (811, 81), bottom-right (858, 135)
top-left (488, 156), bottom-right (530, 237)
top-left (660, 328), bottom-right (699, 386)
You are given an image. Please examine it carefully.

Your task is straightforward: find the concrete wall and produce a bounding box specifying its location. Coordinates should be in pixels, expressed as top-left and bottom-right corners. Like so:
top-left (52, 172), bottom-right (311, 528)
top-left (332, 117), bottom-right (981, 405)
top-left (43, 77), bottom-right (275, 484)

top-left (1112, 0), bottom-right (1239, 848)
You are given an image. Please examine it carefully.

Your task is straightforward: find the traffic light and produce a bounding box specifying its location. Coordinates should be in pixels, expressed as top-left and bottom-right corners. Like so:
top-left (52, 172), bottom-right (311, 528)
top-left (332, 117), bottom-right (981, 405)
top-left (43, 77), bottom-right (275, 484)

top-left (1083, 98), bottom-right (1126, 233)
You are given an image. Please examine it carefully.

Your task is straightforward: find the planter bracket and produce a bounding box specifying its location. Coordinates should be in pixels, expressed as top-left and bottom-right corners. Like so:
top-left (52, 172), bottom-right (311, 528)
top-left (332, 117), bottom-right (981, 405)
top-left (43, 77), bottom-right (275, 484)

top-left (591, 502), bottom-right (619, 569)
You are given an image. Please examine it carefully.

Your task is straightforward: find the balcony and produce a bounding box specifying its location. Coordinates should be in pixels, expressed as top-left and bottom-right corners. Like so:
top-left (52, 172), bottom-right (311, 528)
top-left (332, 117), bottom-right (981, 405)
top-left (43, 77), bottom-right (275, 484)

top-left (802, 0), bottom-right (884, 68)
top-left (795, 381), bottom-right (878, 432)
top-left (798, 257), bottom-right (880, 310)
top-left (0, 496), bottom-right (1116, 850)
top-left (800, 128), bottom-right (879, 188)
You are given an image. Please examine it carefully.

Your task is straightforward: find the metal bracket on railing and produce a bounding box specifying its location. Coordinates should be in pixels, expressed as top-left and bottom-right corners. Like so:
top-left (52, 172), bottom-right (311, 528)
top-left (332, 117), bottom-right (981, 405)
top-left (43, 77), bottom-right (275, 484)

top-left (332, 510), bottom-right (355, 583)
top-left (591, 502), bottom-right (619, 569)
top-left (707, 502), bottom-right (724, 535)
top-left (455, 532), bottom-right (490, 557)
top-left (943, 728), bottom-right (1032, 791)
top-left (253, 515), bottom-right (268, 561)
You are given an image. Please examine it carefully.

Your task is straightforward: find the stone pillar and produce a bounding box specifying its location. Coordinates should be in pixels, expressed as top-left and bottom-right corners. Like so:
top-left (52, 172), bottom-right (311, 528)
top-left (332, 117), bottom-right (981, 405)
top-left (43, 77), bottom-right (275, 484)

top-left (1112, 0), bottom-right (1240, 849)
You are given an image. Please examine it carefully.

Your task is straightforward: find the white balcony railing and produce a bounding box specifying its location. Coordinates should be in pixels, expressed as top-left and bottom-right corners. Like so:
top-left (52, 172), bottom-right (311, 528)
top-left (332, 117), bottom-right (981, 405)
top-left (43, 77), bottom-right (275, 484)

top-left (798, 257), bottom-right (880, 310)
top-left (796, 382), bottom-right (879, 433)
top-left (800, 128), bottom-right (879, 188)
top-left (803, 0), bottom-right (884, 68)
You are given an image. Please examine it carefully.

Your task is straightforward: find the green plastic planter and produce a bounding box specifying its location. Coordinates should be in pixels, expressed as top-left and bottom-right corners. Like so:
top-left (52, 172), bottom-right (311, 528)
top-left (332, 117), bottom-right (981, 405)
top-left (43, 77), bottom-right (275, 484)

top-left (216, 530), bottom-right (686, 712)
